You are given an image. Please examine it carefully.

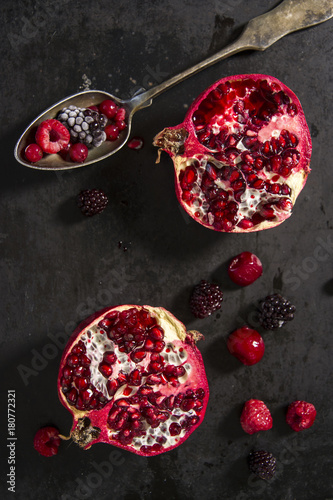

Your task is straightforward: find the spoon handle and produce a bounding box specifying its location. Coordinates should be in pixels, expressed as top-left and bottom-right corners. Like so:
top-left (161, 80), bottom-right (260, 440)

top-left (131, 0), bottom-right (333, 109)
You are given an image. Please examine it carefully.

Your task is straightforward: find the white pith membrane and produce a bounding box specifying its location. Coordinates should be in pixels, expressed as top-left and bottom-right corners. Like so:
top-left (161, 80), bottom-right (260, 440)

top-left (176, 155), bottom-right (299, 226)
top-left (62, 306), bottom-right (207, 453)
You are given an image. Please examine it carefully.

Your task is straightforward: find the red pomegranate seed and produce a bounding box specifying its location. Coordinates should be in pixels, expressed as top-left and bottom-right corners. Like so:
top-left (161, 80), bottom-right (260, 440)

top-left (127, 137), bottom-right (144, 150)
top-left (99, 363), bottom-right (113, 378)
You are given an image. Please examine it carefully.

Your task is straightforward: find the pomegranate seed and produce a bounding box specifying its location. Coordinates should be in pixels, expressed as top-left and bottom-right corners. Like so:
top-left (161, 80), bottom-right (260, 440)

top-left (127, 137), bottom-right (144, 150)
top-left (144, 339), bottom-right (155, 350)
top-left (75, 377), bottom-right (89, 390)
top-left (146, 374), bottom-right (163, 385)
top-left (63, 366), bottom-right (73, 379)
top-left (79, 354), bottom-right (91, 367)
top-left (66, 388), bottom-right (78, 404)
top-left (130, 349), bottom-right (146, 363)
top-left (67, 354), bottom-right (79, 367)
top-left (99, 363), bottom-right (113, 378)
top-left (152, 340), bottom-right (165, 353)
top-left (103, 351), bottom-right (117, 364)
top-left (169, 422), bottom-right (182, 436)
top-left (128, 368), bottom-right (142, 386)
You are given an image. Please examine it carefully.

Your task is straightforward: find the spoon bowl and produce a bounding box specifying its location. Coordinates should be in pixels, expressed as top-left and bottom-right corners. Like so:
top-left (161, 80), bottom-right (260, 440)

top-left (14, 90), bottom-right (136, 170)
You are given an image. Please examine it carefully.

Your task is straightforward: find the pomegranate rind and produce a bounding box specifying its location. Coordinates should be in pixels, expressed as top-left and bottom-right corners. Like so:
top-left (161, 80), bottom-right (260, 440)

top-left (154, 74), bottom-right (312, 233)
top-left (58, 305), bottom-right (209, 456)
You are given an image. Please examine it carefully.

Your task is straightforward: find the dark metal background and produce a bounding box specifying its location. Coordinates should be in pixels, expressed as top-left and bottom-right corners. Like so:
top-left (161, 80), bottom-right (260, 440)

top-left (1, 1), bottom-right (332, 499)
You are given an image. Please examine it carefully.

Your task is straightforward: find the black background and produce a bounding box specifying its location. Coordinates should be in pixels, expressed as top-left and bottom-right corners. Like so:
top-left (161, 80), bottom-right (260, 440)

top-left (1, 1), bottom-right (333, 499)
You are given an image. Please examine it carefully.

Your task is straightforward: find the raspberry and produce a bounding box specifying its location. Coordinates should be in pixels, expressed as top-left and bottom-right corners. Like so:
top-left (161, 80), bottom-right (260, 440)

top-left (70, 143), bottom-right (88, 163)
top-left (25, 143), bottom-right (43, 163)
top-left (35, 119), bottom-right (70, 154)
top-left (258, 293), bottom-right (296, 330)
top-left (228, 251), bottom-right (263, 286)
top-left (77, 189), bottom-right (108, 216)
top-left (33, 426), bottom-right (61, 457)
top-left (248, 450), bottom-right (277, 480)
top-left (240, 399), bottom-right (273, 434)
top-left (227, 326), bottom-right (264, 365)
top-left (286, 400), bottom-right (316, 431)
top-left (190, 280), bottom-right (223, 318)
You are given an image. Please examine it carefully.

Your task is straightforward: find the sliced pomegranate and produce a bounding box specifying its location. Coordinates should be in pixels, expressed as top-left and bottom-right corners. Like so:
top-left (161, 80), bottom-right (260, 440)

top-left (154, 74), bottom-right (312, 232)
top-left (57, 305), bottom-right (209, 457)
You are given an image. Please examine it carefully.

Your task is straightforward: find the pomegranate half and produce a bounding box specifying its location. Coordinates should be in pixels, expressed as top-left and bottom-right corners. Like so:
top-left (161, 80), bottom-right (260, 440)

top-left (58, 305), bottom-right (209, 456)
top-left (154, 74), bottom-right (312, 232)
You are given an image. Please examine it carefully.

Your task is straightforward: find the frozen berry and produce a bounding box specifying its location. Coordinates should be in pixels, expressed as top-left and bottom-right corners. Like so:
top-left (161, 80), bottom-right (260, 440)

top-left (99, 99), bottom-right (117, 119)
top-left (228, 251), bottom-right (263, 286)
top-left (33, 426), bottom-right (61, 457)
top-left (190, 280), bottom-right (223, 318)
top-left (70, 143), bottom-right (88, 163)
top-left (25, 143), bottom-right (43, 162)
top-left (105, 124), bottom-right (120, 141)
top-left (127, 137), bottom-right (144, 150)
top-left (240, 399), bottom-right (273, 434)
top-left (227, 326), bottom-right (264, 365)
top-left (286, 400), bottom-right (316, 431)
top-left (35, 119), bottom-right (70, 154)
top-left (77, 188), bottom-right (108, 216)
top-left (258, 294), bottom-right (296, 330)
top-left (248, 450), bottom-right (277, 480)
top-left (57, 106), bottom-right (107, 148)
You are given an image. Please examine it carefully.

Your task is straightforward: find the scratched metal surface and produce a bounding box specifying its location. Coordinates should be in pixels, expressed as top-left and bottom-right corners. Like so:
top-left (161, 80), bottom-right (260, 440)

top-left (0, 1), bottom-right (333, 499)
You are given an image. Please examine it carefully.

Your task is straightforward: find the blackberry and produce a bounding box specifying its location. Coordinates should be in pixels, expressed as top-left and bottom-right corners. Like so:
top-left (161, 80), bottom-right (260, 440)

top-left (248, 450), bottom-right (276, 480)
top-left (57, 106), bottom-right (107, 148)
top-left (77, 189), bottom-right (108, 216)
top-left (190, 280), bottom-right (223, 318)
top-left (258, 293), bottom-right (295, 330)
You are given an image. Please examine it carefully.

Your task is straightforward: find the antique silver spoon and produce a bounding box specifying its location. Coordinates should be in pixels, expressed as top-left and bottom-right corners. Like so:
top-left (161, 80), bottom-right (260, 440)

top-left (14, 0), bottom-right (333, 170)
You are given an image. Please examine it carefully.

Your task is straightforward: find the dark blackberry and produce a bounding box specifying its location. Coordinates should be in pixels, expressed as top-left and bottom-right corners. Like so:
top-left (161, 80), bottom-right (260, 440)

top-left (77, 189), bottom-right (108, 216)
top-left (248, 450), bottom-right (276, 480)
top-left (258, 293), bottom-right (295, 330)
top-left (190, 280), bottom-right (223, 318)
top-left (57, 106), bottom-right (107, 148)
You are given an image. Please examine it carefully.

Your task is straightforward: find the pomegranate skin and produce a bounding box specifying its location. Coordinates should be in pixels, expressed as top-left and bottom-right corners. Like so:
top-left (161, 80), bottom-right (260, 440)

top-left (154, 74), bottom-right (312, 233)
top-left (57, 305), bottom-right (209, 457)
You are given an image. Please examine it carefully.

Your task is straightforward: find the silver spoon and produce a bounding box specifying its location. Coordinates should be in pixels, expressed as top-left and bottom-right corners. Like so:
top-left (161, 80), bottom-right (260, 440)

top-left (15, 0), bottom-right (333, 171)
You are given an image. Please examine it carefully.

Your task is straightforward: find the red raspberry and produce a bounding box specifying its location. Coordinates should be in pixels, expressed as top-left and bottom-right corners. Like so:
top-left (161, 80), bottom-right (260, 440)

top-left (33, 426), bottom-right (61, 457)
top-left (240, 399), bottom-right (273, 434)
top-left (227, 326), bottom-right (264, 365)
top-left (35, 119), bottom-right (70, 154)
top-left (99, 99), bottom-right (117, 119)
top-left (286, 400), bottom-right (316, 431)
top-left (70, 143), bottom-right (88, 163)
top-left (25, 143), bottom-right (43, 162)
top-left (228, 251), bottom-right (263, 286)
top-left (115, 107), bottom-right (126, 121)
